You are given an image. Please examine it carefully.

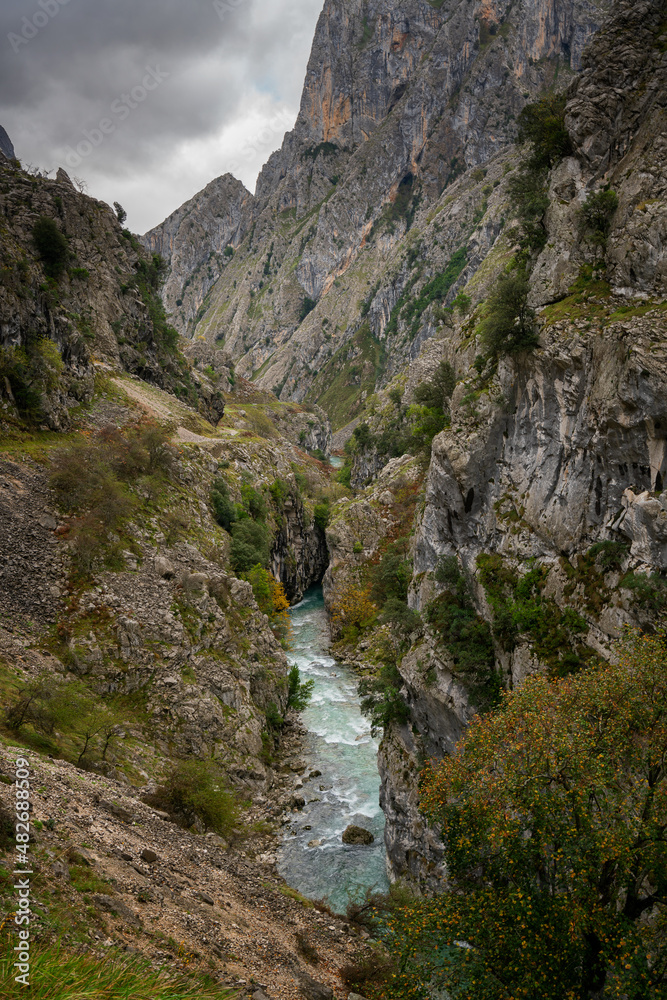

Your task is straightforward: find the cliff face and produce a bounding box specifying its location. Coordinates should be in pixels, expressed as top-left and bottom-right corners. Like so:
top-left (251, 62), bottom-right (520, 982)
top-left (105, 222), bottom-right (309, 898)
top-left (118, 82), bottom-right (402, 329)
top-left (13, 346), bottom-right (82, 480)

top-left (377, 0), bottom-right (667, 881)
top-left (148, 0), bottom-right (606, 425)
top-left (142, 173), bottom-right (253, 337)
top-left (0, 160), bottom-right (223, 428)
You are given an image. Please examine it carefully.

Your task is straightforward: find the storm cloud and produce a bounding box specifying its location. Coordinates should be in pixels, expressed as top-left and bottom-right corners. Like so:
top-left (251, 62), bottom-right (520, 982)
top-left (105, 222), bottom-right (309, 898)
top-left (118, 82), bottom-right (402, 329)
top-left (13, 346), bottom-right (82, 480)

top-left (0, 0), bottom-right (323, 231)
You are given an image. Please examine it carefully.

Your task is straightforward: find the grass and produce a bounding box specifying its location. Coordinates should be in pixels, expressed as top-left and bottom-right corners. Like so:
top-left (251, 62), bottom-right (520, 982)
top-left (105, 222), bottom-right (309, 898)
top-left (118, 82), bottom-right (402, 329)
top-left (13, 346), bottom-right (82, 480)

top-left (307, 322), bottom-right (386, 430)
top-left (0, 938), bottom-right (239, 999)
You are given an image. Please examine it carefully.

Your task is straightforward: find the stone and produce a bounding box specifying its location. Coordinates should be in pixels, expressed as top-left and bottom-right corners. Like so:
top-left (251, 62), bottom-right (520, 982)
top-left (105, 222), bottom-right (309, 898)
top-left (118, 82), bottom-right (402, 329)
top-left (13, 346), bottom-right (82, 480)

top-left (342, 825), bottom-right (374, 846)
top-left (67, 846), bottom-right (95, 866)
top-left (154, 556), bottom-right (175, 579)
top-left (99, 799), bottom-right (135, 824)
top-left (50, 860), bottom-right (70, 881)
top-left (93, 894), bottom-right (141, 927)
top-left (140, 848), bottom-right (159, 863)
top-left (196, 890), bottom-right (215, 905)
top-left (114, 849), bottom-right (133, 862)
top-left (297, 972), bottom-right (334, 1000)
top-left (290, 795), bottom-right (306, 810)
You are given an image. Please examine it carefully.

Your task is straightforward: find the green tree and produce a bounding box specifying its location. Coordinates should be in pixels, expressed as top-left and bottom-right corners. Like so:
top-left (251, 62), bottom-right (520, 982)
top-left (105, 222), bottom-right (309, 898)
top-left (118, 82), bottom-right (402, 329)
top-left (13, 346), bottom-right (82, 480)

top-left (32, 216), bottom-right (69, 278)
top-left (381, 629), bottom-right (667, 1000)
top-left (414, 360), bottom-right (455, 412)
top-left (230, 519), bottom-right (270, 572)
top-left (287, 664), bottom-right (314, 711)
top-left (478, 269), bottom-right (538, 356)
top-left (516, 93), bottom-right (572, 169)
top-left (578, 189), bottom-right (619, 253)
top-left (113, 201), bottom-right (127, 225)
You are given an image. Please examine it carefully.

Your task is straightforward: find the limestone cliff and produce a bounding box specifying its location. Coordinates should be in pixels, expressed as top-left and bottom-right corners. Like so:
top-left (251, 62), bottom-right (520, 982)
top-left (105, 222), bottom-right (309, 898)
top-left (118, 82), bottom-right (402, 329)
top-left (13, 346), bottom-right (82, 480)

top-left (148, 0), bottom-right (607, 429)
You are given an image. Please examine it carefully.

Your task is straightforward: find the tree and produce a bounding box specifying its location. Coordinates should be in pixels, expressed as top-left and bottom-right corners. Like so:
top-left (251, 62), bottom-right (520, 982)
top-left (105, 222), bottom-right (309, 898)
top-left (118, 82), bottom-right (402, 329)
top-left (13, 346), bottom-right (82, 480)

top-left (578, 189), bottom-right (619, 254)
top-left (414, 360), bottom-right (455, 413)
top-left (113, 201), bottom-right (127, 225)
top-left (287, 664), bottom-right (314, 711)
top-left (381, 629), bottom-right (667, 1000)
top-left (32, 216), bottom-right (69, 278)
top-left (516, 93), bottom-right (572, 170)
top-left (478, 269), bottom-right (538, 356)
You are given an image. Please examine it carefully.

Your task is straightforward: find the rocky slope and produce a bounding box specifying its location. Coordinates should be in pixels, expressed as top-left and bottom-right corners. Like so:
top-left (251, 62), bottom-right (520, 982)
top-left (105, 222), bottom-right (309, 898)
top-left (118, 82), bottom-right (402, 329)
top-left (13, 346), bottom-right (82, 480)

top-left (146, 0), bottom-right (608, 430)
top-left (311, 0), bottom-right (667, 882)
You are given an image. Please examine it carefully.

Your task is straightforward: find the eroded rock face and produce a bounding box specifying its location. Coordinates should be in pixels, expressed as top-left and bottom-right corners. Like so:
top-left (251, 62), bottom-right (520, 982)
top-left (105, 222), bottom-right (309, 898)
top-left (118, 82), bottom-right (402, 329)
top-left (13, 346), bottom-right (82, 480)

top-left (142, 174), bottom-right (253, 337)
top-left (148, 0), bottom-right (606, 421)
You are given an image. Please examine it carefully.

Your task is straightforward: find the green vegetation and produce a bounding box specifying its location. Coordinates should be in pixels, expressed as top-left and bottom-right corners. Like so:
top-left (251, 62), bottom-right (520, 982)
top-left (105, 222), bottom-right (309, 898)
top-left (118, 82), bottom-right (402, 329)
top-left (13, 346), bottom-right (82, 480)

top-left (0, 940), bottom-right (238, 1000)
top-left (230, 519), bottom-right (270, 572)
top-left (32, 216), bottom-right (69, 278)
top-left (425, 558), bottom-right (501, 708)
top-left (309, 322), bottom-right (386, 430)
top-left (4, 674), bottom-right (124, 766)
top-left (299, 295), bottom-right (317, 322)
top-left (0, 338), bottom-right (64, 421)
top-left (623, 571), bottom-right (667, 613)
top-left (145, 759), bottom-right (238, 835)
top-left (516, 92), bottom-right (572, 170)
top-left (359, 652), bottom-right (410, 735)
top-left (386, 247), bottom-right (467, 339)
top-left (578, 188), bottom-right (619, 253)
top-left (478, 268), bottom-right (538, 356)
top-left (313, 499), bottom-right (331, 531)
top-left (287, 664), bottom-right (314, 711)
top-left (477, 553), bottom-right (591, 676)
top-left (380, 630), bottom-right (667, 1000)
top-left (50, 421), bottom-right (174, 576)
top-left (113, 201), bottom-right (127, 225)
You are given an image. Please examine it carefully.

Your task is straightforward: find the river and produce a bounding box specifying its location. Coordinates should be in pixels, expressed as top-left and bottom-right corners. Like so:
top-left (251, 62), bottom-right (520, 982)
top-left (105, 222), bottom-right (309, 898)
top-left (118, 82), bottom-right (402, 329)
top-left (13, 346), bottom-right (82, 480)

top-left (277, 587), bottom-right (389, 913)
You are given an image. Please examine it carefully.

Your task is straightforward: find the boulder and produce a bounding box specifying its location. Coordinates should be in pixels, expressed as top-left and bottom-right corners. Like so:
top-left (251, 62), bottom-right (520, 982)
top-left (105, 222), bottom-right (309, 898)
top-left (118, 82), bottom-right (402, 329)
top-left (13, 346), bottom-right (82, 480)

top-left (342, 825), bottom-right (374, 845)
top-left (140, 848), bottom-right (159, 863)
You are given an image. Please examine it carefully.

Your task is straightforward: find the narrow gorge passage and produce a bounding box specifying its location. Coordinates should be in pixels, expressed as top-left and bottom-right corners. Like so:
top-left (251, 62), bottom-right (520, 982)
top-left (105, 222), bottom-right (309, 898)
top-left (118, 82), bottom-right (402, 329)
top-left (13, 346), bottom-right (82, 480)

top-left (278, 587), bottom-right (389, 913)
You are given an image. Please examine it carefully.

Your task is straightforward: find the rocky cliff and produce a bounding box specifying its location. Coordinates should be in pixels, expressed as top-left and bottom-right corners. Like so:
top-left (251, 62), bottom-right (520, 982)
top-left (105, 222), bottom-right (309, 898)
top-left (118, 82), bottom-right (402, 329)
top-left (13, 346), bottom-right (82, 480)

top-left (0, 126), bottom-right (15, 161)
top-left (147, 0), bottom-right (608, 430)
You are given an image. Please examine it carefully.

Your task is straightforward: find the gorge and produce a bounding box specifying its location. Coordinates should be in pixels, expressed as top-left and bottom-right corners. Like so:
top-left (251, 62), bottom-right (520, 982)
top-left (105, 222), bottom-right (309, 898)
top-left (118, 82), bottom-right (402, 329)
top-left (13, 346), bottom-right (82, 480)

top-left (0, 0), bottom-right (666, 995)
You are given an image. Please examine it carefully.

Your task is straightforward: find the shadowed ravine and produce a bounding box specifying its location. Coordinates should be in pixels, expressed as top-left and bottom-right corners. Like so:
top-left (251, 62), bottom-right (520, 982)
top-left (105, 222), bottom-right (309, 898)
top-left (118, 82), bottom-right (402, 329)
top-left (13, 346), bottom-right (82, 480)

top-left (277, 587), bottom-right (389, 913)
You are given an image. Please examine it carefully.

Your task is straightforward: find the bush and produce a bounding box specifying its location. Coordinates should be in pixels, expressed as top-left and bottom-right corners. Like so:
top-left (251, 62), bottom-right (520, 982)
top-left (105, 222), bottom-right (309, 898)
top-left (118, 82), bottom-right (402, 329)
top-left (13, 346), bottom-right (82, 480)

top-left (299, 296), bottom-right (317, 322)
top-left (148, 760), bottom-right (237, 835)
top-left (113, 201), bottom-right (127, 225)
top-left (313, 500), bottom-right (330, 531)
top-left (479, 268), bottom-right (538, 356)
top-left (587, 539), bottom-right (628, 572)
top-left (623, 572), bottom-right (667, 612)
top-left (0, 339), bottom-right (63, 420)
top-left (371, 540), bottom-right (412, 604)
top-left (211, 477), bottom-right (236, 531)
top-left (381, 630), bottom-right (667, 1000)
top-left (414, 360), bottom-right (455, 412)
top-left (287, 664), bottom-right (314, 711)
top-left (230, 519), bottom-right (270, 572)
top-left (240, 482), bottom-right (267, 520)
top-left (578, 189), bottom-right (619, 252)
top-left (516, 93), bottom-right (571, 169)
top-left (359, 655), bottom-right (409, 735)
top-left (245, 564), bottom-right (291, 640)
top-left (32, 216), bottom-right (69, 278)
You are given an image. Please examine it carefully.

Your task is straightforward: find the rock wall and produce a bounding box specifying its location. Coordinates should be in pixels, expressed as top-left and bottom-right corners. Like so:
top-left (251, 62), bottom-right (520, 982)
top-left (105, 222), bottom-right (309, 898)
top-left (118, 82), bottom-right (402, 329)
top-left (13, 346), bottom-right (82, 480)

top-left (148, 0), bottom-right (607, 425)
top-left (378, 0), bottom-right (667, 882)
top-left (271, 493), bottom-right (329, 603)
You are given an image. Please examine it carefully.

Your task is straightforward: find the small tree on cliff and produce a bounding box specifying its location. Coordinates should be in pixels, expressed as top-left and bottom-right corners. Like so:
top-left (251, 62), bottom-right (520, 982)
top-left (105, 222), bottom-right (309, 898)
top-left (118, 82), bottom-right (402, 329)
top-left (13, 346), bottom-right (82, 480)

top-left (380, 629), bottom-right (667, 1000)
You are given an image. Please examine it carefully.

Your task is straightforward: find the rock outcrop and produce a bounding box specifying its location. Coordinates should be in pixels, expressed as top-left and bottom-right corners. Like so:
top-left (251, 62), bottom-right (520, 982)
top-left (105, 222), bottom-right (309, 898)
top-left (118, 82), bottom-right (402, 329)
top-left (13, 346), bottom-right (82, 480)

top-left (0, 125), bottom-right (15, 160)
top-left (147, 0), bottom-right (608, 427)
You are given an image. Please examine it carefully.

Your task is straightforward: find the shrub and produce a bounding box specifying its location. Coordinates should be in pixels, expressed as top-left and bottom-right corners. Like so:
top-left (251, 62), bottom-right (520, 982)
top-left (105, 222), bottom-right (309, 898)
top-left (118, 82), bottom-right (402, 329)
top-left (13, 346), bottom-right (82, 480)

top-left (287, 664), bottom-right (314, 711)
top-left (32, 216), bottom-right (69, 278)
top-left (478, 268), bottom-right (538, 356)
top-left (359, 655), bottom-right (409, 735)
top-left (313, 500), bottom-right (330, 531)
top-left (113, 201), bottom-right (127, 225)
top-left (371, 540), bottom-right (412, 604)
top-left (211, 477), bottom-right (236, 531)
top-left (0, 339), bottom-right (63, 420)
top-left (414, 360), bottom-right (455, 412)
top-left (587, 539), bottom-right (628, 572)
top-left (269, 478), bottom-right (290, 508)
top-left (330, 586), bottom-right (377, 641)
top-left (230, 519), bottom-right (270, 572)
top-left (380, 597), bottom-right (421, 633)
top-left (381, 629), bottom-right (667, 1000)
top-left (299, 296), bottom-right (317, 322)
top-left (578, 189), bottom-right (619, 252)
top-left (149, 760), bottom-right (237, 835)
top-left (240, 482), bottom-right (267, 521)
top-left (245, 564), bottom-right (291, 640)
top-left (516, 92), bottom-right (572, 169)
top-left (623, 572), bottom-right (667, 612)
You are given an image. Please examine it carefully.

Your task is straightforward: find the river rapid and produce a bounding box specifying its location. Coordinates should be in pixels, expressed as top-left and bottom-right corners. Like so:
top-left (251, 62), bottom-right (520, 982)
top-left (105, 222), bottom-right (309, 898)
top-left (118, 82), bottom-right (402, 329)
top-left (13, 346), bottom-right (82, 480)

top-left (277, 587), bottom-right (389, 913)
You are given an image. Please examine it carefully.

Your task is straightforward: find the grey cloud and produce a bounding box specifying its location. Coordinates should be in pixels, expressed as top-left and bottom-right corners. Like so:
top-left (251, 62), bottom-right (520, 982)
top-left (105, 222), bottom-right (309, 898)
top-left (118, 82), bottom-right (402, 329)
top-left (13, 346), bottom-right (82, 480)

top-left (0, 0), bottom-right (322, 231)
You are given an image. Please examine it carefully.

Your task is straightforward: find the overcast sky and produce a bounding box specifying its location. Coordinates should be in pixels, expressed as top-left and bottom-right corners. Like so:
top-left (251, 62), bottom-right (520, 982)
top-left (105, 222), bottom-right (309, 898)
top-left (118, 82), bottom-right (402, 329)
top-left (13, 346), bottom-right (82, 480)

top-left (0, 0), bottom-right (323, 233)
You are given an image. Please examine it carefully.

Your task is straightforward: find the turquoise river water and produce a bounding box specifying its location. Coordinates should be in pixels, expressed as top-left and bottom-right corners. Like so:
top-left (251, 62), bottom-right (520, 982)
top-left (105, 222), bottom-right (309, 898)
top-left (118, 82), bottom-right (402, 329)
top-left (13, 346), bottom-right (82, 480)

top-left (277, 587), bottom-right (389, 913)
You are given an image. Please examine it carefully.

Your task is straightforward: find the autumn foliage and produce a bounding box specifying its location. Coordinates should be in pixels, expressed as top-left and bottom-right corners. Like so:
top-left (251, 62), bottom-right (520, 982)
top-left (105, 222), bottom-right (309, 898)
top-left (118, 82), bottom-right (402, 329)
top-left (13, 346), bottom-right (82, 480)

top-left (379, 630), bottom-right (667, 999)
top-left (329, 585), bottom-right (378, 642)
